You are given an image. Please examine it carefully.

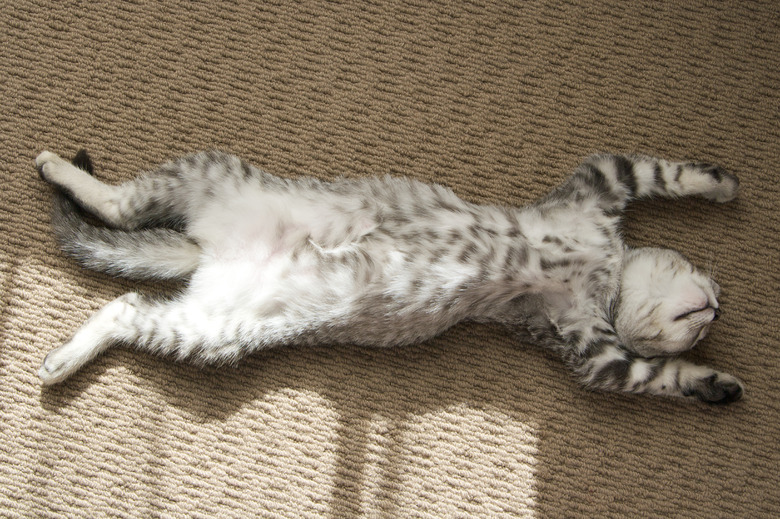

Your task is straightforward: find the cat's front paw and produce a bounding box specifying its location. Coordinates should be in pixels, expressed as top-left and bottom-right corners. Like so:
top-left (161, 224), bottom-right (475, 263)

top-left (35, 151), bottom-right (69, 184)
top-left (699, 164), bottom-right (740, 203)
top-left (686, 371), bottom-right (744, 404)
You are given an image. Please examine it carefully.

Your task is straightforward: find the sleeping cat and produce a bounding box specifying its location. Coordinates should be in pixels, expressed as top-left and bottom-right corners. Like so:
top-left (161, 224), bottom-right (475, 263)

top-left (35, 149), bottom-right (744, 403)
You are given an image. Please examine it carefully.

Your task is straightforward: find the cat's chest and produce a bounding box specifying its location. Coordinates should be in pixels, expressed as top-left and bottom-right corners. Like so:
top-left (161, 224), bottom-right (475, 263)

top-left (362, 200), bottom-right (623, 318)
top-left (515, 205), bottom-right (622, 320)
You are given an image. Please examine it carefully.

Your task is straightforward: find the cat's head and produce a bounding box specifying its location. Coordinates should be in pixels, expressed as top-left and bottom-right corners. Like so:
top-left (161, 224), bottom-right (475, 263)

top-left (614, 248), bottom-right (721, 357)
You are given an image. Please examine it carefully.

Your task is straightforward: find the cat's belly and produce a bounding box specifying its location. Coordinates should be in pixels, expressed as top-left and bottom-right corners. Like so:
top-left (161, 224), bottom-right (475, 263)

top-left (184, 238), bottom-right (475, 347)
top-left (183, 188), bottom-right (460, 344)
top-left (182, 189), bottom-right (622, 347)
top-left (188, 186), bottom-right (378, 253)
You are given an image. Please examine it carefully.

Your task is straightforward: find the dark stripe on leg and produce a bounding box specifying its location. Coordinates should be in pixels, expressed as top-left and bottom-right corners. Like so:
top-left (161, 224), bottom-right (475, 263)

top-left (613, 156), bottom-right (637, 197)
top-left (702, 164), bottom-right (724, 182)
top-left (631, 361), bottom-right (661, 391)
top-left (583, 164), bottom-right (611, 197)
top-left (674, 164), bottom-right (683, 182)
top-left (653, 163), bottom-right (665, 190)
top-left (241, 160), bottom-right (254, 180)
top-left (591, 358), bottom-right (631, 389)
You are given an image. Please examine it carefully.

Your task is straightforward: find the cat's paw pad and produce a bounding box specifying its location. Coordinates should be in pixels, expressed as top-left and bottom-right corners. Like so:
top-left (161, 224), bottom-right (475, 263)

top-left (38, 346), bottom-right (78, 385)
top-left (35, 151), bottom-right (69, 183)
top-left (700, 165), bottom-right (739, 203)
top-left (690, 372), bottom-right (744, 404)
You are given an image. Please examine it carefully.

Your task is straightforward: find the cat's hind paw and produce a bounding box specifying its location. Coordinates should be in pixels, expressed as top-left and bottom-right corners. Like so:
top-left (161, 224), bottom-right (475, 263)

top-left (38, 344), bottom-right (82, 385)
top-left (35, 151), bottom-right (69, 184)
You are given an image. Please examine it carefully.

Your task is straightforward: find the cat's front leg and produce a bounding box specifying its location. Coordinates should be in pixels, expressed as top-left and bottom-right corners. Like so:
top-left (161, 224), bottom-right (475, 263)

top-left (549, 154), bottom-right (740, 212)
top-left (648, 159), bottom-right (740, 203)
top-left (627, 358), bottom-right (743, 404)
top-left (571, 341), bottom-right (744, 404)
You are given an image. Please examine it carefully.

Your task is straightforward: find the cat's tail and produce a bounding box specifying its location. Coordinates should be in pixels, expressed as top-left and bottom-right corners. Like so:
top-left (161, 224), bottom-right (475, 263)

top-left (50, 150), bottom-right (201, 280)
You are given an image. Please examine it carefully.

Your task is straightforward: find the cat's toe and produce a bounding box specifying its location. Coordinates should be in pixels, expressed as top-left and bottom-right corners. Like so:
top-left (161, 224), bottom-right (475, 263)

top-left (38, 347), bottom-right (76, 385)
top-left (35, 151), bottom-right (66, 169)
top-left (703, 165), bottom-right (739, 203)
top-left (35, 151), bottom-right (67, 183)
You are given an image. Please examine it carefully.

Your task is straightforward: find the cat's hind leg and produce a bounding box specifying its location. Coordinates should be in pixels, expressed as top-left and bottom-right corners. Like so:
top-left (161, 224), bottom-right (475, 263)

top-left (38, 292), bottom-right (250, 385)
top-left (37, 150), bottom-right (199, 230)
top-left (39, 293), bottom-right (148, 385)
top-left (37, 150), bottom-right (136, 228)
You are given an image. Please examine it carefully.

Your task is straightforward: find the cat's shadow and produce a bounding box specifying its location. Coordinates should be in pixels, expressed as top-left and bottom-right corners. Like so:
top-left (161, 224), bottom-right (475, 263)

top-left (35, 191), bottom-right (748, 517)
top-left (38, 318), bottom-right (736, 517)
top-left (39, 324), bottom-right (564, 515)
top-left (40, 323), bottom-right (553, 420)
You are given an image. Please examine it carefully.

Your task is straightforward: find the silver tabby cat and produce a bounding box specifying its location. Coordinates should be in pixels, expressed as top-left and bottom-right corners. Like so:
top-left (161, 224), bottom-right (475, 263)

top-left (35, 149), bottom-right (743, 403)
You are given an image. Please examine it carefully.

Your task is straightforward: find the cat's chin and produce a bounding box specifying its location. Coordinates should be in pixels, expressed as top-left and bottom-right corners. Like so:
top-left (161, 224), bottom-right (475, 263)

top-left (693, 323), bottom-right (711, 345)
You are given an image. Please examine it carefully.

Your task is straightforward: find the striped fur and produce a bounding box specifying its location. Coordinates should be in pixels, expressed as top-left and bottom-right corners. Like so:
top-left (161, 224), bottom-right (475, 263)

top-left (35, 150), bottom-right (742, 403)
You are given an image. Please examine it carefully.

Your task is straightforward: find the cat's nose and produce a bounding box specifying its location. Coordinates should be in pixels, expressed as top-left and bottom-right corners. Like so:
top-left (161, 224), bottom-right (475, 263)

top-left (712, 307), bottom-right (721, 321)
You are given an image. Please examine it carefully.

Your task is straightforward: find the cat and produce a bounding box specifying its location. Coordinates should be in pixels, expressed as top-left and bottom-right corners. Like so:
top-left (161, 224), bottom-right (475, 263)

top-left (34, 149), bottom-right (744, 404)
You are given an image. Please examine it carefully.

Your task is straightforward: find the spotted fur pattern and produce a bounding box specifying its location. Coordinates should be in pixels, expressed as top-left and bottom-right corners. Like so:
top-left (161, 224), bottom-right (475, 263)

top-left (35, 149), bottom-right (743, 403)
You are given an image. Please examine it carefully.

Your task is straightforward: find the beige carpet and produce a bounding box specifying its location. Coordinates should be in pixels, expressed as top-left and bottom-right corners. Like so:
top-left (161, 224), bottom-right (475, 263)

top-left (1, 1), bottom-right (778, 517)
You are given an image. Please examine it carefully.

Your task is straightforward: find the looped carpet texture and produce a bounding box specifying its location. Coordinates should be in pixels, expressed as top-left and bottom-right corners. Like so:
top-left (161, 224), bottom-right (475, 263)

top-left (1, 1), bottom-right (778, 517)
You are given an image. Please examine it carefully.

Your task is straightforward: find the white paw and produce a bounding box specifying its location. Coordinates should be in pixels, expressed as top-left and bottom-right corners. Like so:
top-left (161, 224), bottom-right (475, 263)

top-left (700, 166), bottom-right (739, 203)
top-left (35, 150), bottom-right (65, 168)
top-left (35, 150), bottom-right (69, 184)
top-left (38, 345), bottom-right (80, 385)
top-left (711, 173), bottom-right (740, 203)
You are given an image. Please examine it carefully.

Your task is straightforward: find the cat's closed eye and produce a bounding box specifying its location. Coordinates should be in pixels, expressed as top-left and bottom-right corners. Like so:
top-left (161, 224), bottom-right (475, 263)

top-left (673, 305), bottom-right (717, 322)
